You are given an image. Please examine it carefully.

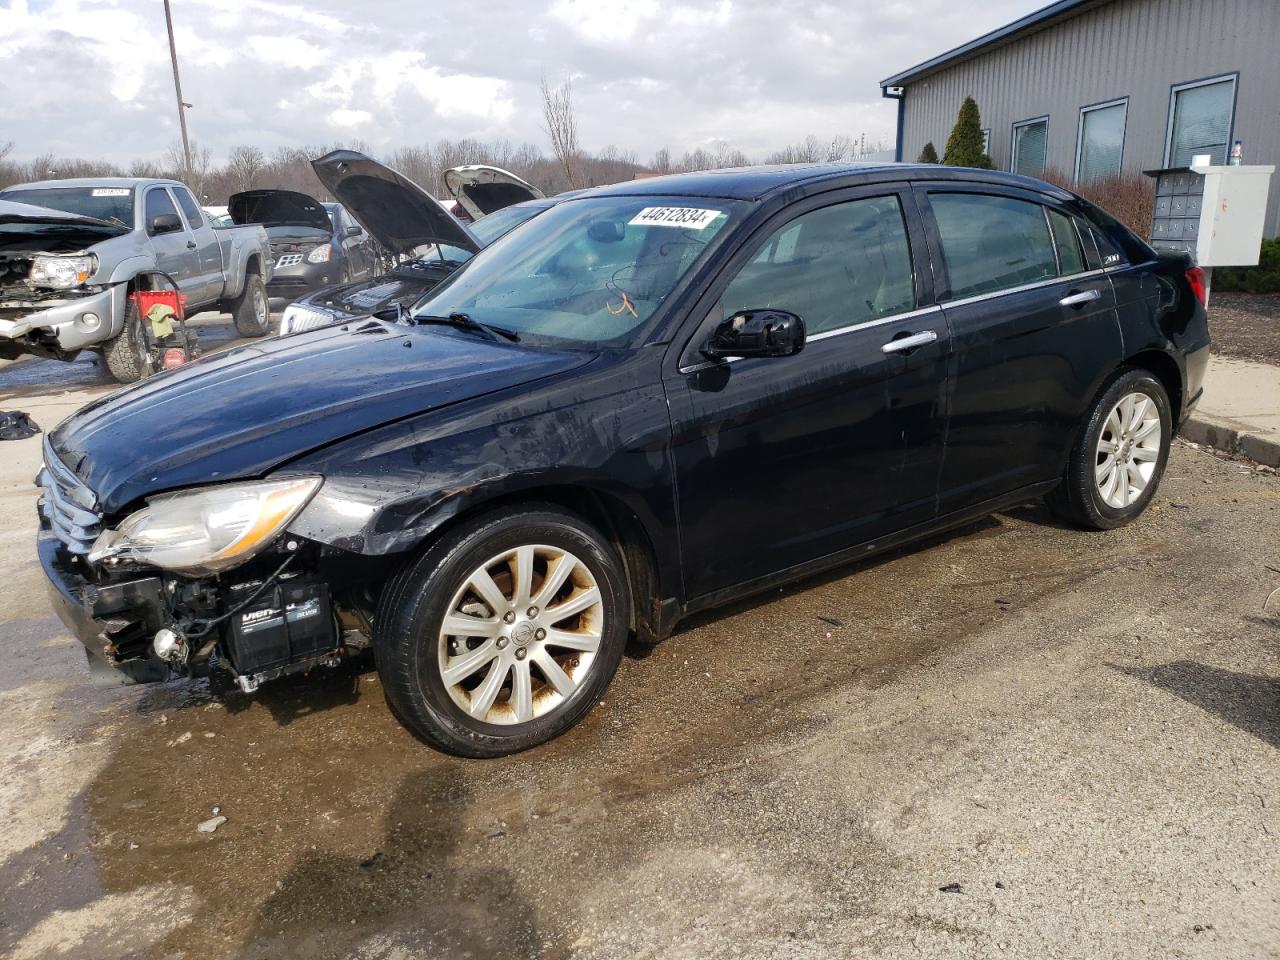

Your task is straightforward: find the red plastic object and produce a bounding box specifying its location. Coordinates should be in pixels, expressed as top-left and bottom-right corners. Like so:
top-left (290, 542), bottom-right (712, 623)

top-left (162, 348), bottom-right (189, 370)
top-left (132, 289), bottom-right (188, 319)
top-left (1185, 265), bottom-right (1207, 306)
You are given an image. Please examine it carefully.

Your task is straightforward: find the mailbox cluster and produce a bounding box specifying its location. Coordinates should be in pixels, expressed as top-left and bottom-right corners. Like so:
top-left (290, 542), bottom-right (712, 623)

top-left (1149, 168), bottom-right (1205, 257)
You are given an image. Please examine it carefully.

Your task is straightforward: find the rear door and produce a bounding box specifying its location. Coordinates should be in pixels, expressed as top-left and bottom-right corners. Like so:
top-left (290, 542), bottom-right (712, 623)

top-left (171, 185), bottom-right (224, 304)
top-left (665, 186), bottom-right (950, 600)
top-left (142, 186), bottom-right (203, 298)
top-left (916, 185), bottom-right (1122, 514)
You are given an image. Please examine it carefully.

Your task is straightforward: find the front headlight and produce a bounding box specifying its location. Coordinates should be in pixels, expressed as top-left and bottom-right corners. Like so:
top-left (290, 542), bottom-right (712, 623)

top-left (88, 477), bottom-right (321, 575)
top-left (29, 254), bottom-right (96, 290)
top-left (306, 244), bottom-right (332, 264)
top-left (279, 302), bottom-right (338, 335)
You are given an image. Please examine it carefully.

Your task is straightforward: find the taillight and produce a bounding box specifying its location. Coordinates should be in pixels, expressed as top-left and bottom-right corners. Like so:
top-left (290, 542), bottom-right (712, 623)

top-left (1186, 265), bottom-right (1207, 306)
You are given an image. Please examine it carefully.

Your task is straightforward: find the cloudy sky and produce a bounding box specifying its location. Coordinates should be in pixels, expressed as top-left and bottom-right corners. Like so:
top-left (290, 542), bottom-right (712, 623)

top-left (1, 0), bottom-right (1046, 165)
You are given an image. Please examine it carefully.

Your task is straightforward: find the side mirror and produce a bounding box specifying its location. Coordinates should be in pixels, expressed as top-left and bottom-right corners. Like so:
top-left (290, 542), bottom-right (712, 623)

top-left (149, 213), bottom-right (183, 235)
top-left (702, 309), bottom-right (806, 360)
top-left (344, 225), bottom-right (362, 238)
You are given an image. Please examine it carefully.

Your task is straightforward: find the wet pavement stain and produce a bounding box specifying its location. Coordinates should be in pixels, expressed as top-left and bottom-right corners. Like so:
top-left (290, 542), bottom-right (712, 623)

top-left (3, 444), bottom-right (1278, 958)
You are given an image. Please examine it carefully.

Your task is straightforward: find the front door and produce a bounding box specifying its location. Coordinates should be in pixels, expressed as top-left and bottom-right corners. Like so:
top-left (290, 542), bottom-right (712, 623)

top-left (666, 188), bottom-right (950, 601)
top-left (916, 186), bottom-right (1124, 514)
top-left (143, 186), bottom-right (202, 299)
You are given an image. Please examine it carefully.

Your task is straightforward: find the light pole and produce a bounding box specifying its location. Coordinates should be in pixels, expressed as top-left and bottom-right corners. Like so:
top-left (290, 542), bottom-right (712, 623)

top-left (163, 0), bottom-right (192, 184)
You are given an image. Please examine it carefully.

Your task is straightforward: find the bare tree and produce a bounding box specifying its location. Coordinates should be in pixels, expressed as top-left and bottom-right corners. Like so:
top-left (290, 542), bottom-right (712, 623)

top-left (227, 145), bottom-right (265, 192)
top-left (540, 76), bottom-right (583, 189)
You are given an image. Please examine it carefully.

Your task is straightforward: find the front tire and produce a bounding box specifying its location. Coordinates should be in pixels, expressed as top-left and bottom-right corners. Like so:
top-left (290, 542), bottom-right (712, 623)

top-left (374, 505), bottom-right (629, 757)
top-left (230, 273), bottom-right (270, 337)
top-left (103, 295), bottom-right (152, 383)
top-left (1047, 368), bottom-right (1172, 529)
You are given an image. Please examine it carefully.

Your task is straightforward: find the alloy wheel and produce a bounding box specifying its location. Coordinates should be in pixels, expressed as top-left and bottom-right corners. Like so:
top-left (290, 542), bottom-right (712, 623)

top-left (437, 544), bottom-right (603, 725)
top-left (1095, 391), bottom-right (1161, 509)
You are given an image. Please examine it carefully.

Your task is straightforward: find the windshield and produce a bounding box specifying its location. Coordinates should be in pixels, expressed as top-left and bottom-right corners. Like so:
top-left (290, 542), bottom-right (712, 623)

top-left (412, 195), bottom-right (743, 346)
top-left (0, 186), bottom-right (134, 226)
top-left (417, 202), bottom-right (550, 267)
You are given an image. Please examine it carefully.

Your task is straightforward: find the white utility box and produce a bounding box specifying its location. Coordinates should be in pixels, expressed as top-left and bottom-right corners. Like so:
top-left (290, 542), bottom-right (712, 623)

top-left (1146, 163), bottom-right (1275, 266)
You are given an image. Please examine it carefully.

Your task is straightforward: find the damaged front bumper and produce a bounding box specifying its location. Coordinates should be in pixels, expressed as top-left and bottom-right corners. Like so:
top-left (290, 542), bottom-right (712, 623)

top-left (0, 284), bottom-right (118, 357)
top-left (39, 529), bottom-right (172, 682)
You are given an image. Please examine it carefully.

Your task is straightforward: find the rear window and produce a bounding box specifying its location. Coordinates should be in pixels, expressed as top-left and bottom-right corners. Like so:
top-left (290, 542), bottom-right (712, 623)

top-left (930, 193), bottom-right (1057, 299)
top-left (1048, 210), bottom-right (1088, 275)
top-left (0, 186), bottom-right (134, 226)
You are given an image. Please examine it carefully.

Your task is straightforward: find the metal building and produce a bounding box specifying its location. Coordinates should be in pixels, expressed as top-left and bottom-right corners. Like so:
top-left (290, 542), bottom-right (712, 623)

top-left (880, 0), bottom-right (1280, 236)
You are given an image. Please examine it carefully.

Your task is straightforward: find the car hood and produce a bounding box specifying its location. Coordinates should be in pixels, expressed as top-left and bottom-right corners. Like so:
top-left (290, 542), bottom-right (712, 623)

top-left (50, 320), bottom-right (592, 514)
top-left (444, 165), bottom-right (545, 220)
top-left (311, 150), bottom-right (480, 256)
top-left (228, 189), bottom-right (331, 234)
top-left (0, 198), bottom-right (130, 253)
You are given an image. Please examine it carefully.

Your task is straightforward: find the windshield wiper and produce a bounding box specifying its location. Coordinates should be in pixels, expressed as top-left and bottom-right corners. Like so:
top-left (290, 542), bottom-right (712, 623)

top-left (414, 312), bottom-right (520, 343)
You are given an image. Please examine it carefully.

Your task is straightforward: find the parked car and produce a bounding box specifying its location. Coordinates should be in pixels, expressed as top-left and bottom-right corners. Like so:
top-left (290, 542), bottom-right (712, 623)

top-left (38, 163), bottom-right (1210, 757)
top-left (227, 190), bottom-right (375, 303)
top-left (0, 178), bottom-right (273, 381)
top-left (279, 154), bottom-right (550, 333)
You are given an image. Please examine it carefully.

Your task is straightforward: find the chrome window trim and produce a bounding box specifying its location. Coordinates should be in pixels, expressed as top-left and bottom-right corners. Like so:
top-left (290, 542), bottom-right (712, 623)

top-left (678, 305), bottom-right (943, 374)
top-left (940, 269), bottom-right (1106, 310)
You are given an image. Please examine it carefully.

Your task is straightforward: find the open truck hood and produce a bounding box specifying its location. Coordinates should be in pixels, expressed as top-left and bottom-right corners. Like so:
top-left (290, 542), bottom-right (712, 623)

top-left (0, 198), bottom-right (129, 253)
top-left (311, 150), bottom-right (480, 256)
top-left (444, 165), bottom-right (545, 220)
top-left (228, 189), bottom-right (331, 233)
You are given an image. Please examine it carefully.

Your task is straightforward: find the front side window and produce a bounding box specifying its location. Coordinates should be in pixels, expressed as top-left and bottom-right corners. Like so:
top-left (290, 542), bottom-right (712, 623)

top-left (719, 195), bottom-right (916, 335)
top-left (1076, 99), bottom-right (1127, 183)
top-left (1167, 75), bottom-right (1236, 167)
top-left (144, 188), bottom-right (179, 233)
top-left (1012, 118), bottom-right (1048, 177)
top-left (930, 193), bottom-right (1057, 298)
top-left (414, 195), bottom-right (743, 346)
top-left (173, 186), bottom-right (205, 227)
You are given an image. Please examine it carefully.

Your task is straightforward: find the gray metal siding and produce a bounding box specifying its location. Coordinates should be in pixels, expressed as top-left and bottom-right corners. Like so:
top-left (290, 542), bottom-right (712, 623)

top-left (899, 0), bottom-right (1280, 236)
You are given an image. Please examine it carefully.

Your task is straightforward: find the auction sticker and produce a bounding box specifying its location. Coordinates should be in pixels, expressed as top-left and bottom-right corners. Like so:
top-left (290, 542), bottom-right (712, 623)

top-left (628, 206), bottom-right (720, 229)
top-left (91, 188), bottom-right (131, 197)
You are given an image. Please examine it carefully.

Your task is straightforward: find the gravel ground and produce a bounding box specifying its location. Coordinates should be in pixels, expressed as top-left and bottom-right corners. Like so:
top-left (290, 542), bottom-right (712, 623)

top-left (1209, 292), bottom-right (1280, 364)
top-left (0, 407), bottom-right (1276, 960)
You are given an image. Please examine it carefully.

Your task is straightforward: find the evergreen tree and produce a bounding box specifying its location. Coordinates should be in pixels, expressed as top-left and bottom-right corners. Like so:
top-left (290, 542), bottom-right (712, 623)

top-left (917, 142), bottom-right (939, 164)
top-left (943, 97), bottom-right (994, 168)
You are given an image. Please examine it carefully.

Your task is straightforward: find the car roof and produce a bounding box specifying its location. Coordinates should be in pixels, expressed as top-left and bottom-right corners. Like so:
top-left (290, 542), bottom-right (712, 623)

top-left (582, 163), bottom-right (1074, 203)
top-left (3, 177), bottom-right (184, 191)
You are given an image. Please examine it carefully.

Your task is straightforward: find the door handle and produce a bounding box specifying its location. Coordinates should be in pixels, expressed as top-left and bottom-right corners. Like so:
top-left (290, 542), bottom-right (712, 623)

top-left (1059, 289), bottom-right (1100, 308)
top-left (186, 240), bottom-right (197, 249)
top-left (881, 330), bottom-right (938, 355)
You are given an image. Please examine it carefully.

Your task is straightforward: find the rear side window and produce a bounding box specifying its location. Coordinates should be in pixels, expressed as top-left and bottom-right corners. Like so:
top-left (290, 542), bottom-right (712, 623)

top-left (1048, 210), bottom-right (1087, 275)
top-left (721, 194), bottom-right (916, 335)
top-left (930, 193), bottom-right (1057, 299)
top-left (173, 187), bottom-right (204, 227)
top-left (144, 188), bottom-right (179, 232)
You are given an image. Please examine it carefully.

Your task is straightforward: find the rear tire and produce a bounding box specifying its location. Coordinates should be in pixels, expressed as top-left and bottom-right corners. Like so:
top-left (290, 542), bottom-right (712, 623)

top-left (103, 295), bottom-right (151, 383)
top-left (230, 273), bottom-right (270, 337)
top-left (1046, 368), bottom-right (1172, 530)
top-left (374, 504), bottom-right (629, 757)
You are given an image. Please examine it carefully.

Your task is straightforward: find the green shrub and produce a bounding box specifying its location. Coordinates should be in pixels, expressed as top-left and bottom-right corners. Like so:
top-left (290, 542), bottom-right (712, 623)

top-left (917, 142), bottom-right (939, 164)
top-left (943, 98), bottom-right (994, 169)
top-left (1214, 237), bottom-right (1280, 293)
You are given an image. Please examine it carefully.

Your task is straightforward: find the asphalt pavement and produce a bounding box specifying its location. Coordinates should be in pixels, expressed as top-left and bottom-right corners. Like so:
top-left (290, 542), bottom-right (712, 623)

top-left (0, 331), bottom-right (1277, 959)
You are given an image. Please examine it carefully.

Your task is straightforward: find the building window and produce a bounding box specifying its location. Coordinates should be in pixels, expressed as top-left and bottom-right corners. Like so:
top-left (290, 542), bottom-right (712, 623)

top-left (1166, 74), bottom-right (1237, 167)
top-left (1075, 98), bottom-right (1127, 183)
top-left (981, 128), bottom-right (991, 154)
top-left (1011, 117), bottom-right (1048, 177)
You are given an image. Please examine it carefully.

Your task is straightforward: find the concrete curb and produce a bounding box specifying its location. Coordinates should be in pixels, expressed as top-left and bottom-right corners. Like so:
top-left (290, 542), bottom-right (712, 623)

top-left (1182, 413), bottom-right (1280, 467)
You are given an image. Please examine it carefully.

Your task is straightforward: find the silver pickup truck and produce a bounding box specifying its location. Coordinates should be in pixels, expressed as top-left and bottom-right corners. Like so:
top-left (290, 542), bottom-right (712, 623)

top-left (0, 177), bottom-right (273, 382)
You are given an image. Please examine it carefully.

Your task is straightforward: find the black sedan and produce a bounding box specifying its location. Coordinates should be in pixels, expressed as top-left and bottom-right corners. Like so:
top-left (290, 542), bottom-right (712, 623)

top-left (38, 163), bottom-right (1209, 757)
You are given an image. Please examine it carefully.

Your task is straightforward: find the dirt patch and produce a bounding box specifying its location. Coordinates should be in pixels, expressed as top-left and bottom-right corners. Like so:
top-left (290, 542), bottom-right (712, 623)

top-left (1209, 292), bottom-right (1280, 364)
